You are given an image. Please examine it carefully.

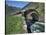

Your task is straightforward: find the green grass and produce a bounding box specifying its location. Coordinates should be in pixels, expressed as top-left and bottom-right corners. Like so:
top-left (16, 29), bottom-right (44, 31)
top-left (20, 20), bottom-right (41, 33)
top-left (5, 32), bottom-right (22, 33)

top-left (6, 15), bottom-right (25, 34)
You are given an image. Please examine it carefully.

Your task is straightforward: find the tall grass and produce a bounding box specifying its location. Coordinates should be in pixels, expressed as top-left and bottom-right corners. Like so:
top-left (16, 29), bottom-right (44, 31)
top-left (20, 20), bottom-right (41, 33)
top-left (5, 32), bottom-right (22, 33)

top-left (6, 15), bottom-right (25, 34)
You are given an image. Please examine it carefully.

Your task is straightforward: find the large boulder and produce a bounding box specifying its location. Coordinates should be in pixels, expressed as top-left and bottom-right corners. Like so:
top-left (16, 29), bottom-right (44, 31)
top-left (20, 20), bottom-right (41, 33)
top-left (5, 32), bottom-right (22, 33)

top-left (30, 22), bottom-right (45, 33)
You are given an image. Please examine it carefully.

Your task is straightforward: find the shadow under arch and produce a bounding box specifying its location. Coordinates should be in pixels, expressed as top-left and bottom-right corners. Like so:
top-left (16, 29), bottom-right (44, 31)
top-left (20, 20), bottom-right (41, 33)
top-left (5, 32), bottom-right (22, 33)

top-left (22, 9), bottom-right (40, 33)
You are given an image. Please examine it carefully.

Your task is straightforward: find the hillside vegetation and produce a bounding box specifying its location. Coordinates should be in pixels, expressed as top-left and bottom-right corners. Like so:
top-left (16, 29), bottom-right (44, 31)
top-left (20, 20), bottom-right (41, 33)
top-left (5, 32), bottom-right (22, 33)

top-left (6, 2), bottom-right (45, 34)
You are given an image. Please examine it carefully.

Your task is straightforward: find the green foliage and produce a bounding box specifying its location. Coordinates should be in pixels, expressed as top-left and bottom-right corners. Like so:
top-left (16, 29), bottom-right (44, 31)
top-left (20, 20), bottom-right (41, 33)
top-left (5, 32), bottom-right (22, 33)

top-left (22, 3), bottom-right (44, 16)
top-left (6, 16), bottom-right (24, 34)
top-left (5, 3), bottom-right (45, 34)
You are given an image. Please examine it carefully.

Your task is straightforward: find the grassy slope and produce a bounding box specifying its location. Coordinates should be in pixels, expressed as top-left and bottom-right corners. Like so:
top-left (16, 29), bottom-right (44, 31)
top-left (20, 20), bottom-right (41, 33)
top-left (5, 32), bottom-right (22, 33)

top-left (6, 5), bottom-right (25, 34)
top-left (6, 3), bottom-right (44, 34)
top-left (6, 15), bottom-right (25, 34)
top-left (23, 3), bottom-right (44, 16)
